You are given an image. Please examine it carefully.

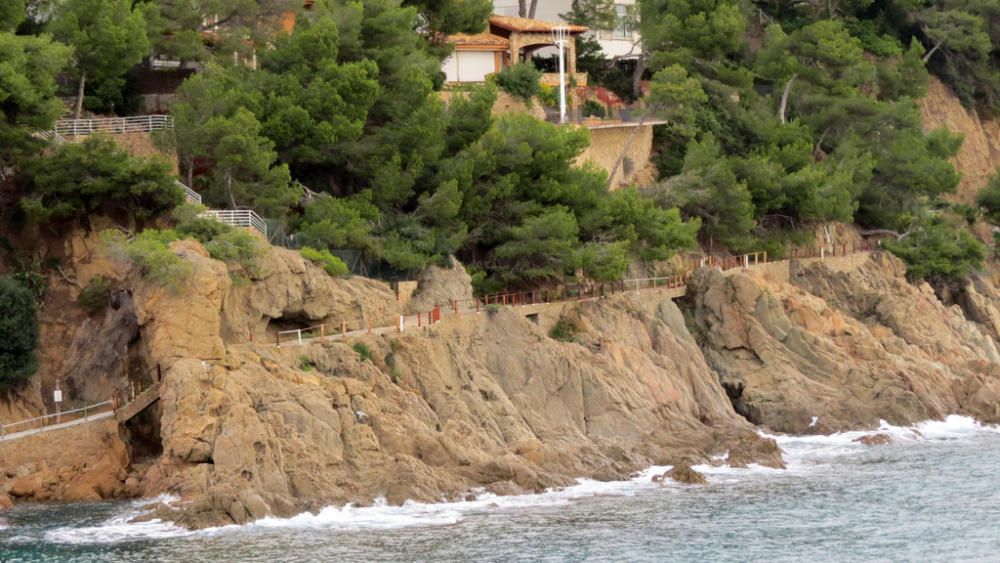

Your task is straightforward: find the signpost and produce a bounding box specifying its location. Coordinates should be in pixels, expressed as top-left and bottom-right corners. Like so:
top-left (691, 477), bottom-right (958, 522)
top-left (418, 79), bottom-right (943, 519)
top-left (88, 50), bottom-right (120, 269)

top-left (53, 382), bottom-right (63, 424)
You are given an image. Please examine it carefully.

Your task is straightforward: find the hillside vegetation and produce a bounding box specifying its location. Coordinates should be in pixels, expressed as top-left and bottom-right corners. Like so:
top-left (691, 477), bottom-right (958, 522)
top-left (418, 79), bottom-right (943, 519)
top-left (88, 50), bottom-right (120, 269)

top-left (2, 0), bottom-right (1000, 302)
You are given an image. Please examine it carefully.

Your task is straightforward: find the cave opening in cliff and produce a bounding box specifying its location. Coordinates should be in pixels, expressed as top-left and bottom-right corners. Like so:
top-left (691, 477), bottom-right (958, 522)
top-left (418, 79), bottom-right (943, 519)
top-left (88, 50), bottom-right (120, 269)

top-left (266, 312), bottom-right (322, 337)
top-left (123, 403), bottom-right (163, 462)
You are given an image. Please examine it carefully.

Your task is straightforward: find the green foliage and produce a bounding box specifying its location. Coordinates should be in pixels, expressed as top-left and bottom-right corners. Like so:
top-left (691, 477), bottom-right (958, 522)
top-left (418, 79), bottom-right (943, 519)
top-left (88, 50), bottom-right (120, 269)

top-left (298, 355), bottom-right (316, 371)
top-left (538, 84), bottom-right (559, 107)
top-left (301, 246), bottom-right (349, 277)
top-left (549, 317), bottom-right (582, 343)
top-left (50, 0), bottom-right (149, 113)
top-left (0, 276), bottom-right (38, 391)
top-left (102, 230), bottom-right (193, 289)
top-left (494, 62), bottom-right (542, 102)
top-left (494, 208), bottom-right (580, 284)
top-left (484, 303), bottom-right (502, 314)
top-left (352, 342), bottom-right (373, 362)
top-left (883, 217), bottom-right (985, 281)
top-left (582, 100), bottom-right (606, 118)
top-left (20, 136), bottom-right (182, 224)
top-left (647, 65), bottom-right (708, 137)
top-left (204, 229), bottom-right (263, 278)
top-left (0, 31), bottom-right (71, 170)
top-left (402, 0), bottom-right (492, 35)
top-left (977, 172), bottom-right (1000, 225)
top-left (78, 276), bottom-right (112, 315)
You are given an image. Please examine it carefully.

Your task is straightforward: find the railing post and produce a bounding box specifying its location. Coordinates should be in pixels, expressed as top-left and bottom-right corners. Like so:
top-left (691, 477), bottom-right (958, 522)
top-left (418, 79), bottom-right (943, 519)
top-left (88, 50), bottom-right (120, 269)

top-left (297, 329), bottom-right (303, 346)
top-left (341, 321), bottom-right (347, 337)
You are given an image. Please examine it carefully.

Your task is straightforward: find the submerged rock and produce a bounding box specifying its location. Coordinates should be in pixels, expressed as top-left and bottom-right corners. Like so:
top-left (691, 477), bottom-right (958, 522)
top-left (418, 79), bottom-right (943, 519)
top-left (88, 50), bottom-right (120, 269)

top-left (853, 433), bottom-right (893, 446)
top-left (656, 464), bottom-right (708, 485)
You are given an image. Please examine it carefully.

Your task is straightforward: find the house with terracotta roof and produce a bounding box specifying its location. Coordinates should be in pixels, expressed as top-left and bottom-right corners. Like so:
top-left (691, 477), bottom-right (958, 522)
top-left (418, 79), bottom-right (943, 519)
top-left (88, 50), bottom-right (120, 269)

top-left (442, 15), bottom-right (588, 86)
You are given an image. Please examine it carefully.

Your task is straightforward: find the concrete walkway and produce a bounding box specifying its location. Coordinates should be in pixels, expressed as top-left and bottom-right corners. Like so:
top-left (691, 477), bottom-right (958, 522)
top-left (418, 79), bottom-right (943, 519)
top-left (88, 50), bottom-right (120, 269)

top-left (0, 410), bottom-right (115, 443)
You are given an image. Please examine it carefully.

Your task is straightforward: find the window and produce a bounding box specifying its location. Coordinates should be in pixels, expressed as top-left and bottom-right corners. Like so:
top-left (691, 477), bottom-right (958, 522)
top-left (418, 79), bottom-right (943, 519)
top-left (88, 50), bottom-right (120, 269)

top-left (613, 4), bottom-right (632, 40)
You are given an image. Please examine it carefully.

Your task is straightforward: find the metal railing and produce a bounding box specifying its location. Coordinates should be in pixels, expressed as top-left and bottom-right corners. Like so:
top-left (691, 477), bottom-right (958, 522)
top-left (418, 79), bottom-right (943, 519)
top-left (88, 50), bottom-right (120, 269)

top-left (0, 400), bottom-right (114, 440)
top-left (31, 129), bottom-right (69, 145)
top-left (54, 115), bottom-right (174, 136)
top-left (201, 209), bottom-right (268, 237)
top-left (176, 180), bottom-right (202, 205)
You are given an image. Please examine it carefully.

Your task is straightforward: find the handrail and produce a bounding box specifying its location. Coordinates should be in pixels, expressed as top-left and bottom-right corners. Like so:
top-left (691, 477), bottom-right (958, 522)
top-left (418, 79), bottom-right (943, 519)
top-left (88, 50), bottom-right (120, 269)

top-left (176, 180), bottom-right (202, 204)
top-left (54, 115), bottom-right (174, 136)
top-left (0, 400), bottom-right (114, 439)
top-left (200, 209), bottom-right (268, 237)
top-left (265, 240), bottom-right (877, 348)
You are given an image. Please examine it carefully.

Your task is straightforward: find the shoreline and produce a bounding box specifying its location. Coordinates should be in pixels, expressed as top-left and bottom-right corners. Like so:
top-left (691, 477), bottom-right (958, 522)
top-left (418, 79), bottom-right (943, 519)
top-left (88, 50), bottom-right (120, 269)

top-left (5, 414), bottom-right (998, 546)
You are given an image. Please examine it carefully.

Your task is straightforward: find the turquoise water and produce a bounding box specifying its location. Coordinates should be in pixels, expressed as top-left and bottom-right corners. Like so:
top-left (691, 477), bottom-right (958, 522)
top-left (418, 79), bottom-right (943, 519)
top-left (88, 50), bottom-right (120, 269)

top-left (2, 416), bottom-right (999, 562)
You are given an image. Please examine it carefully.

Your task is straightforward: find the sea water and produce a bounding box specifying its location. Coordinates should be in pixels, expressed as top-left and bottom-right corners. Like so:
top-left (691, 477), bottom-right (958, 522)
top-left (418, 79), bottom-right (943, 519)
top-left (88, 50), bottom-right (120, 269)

top-left (2, 415), bottom-right (999, 562)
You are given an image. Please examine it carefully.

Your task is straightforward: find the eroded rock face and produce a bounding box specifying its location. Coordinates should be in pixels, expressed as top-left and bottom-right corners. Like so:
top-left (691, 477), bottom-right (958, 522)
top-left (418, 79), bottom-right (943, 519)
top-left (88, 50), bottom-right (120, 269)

top-left (125, 242), bottom-right (775, 526)
top-left (405, 256), bottom-right (473, 314)
top-left (685, 252), bottom-right (1000, 434)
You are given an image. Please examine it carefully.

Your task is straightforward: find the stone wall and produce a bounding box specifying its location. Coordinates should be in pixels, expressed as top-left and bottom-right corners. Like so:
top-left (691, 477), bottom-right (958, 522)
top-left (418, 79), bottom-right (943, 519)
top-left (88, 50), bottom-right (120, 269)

top-left (0, 418), bottom-right (119, 472)
top-left (577, 123), bottom-right (655, 190)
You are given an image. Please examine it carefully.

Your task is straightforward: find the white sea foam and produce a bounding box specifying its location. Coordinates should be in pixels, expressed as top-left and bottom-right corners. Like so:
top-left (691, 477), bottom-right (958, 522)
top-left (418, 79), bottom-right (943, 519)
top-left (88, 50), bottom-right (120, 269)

top-left (251, 464), bottom-right (671, 532)
top-left (42, 494), bottom-right (197, 545)
top-left (31, 416), bottom-right (1000, 543)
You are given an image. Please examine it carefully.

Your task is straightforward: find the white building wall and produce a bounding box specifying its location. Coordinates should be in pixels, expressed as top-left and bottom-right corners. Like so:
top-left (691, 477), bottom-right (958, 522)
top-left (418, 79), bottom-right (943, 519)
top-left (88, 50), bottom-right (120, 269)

top-left (443, 51), bottom-right (497, 82)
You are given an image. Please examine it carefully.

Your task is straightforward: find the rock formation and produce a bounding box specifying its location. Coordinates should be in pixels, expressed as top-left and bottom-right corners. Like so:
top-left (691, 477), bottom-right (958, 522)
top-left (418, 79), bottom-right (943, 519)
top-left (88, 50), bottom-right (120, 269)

top-left (685, 251), bottom-right (1000, 434)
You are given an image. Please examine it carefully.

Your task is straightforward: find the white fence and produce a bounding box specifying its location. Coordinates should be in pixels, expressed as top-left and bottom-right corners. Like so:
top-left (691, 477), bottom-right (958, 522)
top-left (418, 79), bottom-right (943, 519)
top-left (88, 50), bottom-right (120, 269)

top-left (201, 209), bottom-right (268, 237)
top-left (31, 129), bottom-right (68, 145)
top-left (54, 115), bottom-right (174, 136)
top-left (0, 400), bottom-right (114, 440)
top-left (176, 181), bottom-right (202, 204)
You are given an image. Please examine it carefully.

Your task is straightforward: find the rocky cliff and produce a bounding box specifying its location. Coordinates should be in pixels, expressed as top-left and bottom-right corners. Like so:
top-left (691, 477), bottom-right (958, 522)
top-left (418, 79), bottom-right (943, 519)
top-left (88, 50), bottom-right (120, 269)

top-left (919, 76), bottom-right (1000, 204)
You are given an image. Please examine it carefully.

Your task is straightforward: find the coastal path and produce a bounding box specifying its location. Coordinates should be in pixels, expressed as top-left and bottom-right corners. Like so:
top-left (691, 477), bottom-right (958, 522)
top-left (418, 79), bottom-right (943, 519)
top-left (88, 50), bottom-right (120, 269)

top-left (273, 242), bottom-right (877, 348)
top-left (0, 382), bottom-right (162, 444)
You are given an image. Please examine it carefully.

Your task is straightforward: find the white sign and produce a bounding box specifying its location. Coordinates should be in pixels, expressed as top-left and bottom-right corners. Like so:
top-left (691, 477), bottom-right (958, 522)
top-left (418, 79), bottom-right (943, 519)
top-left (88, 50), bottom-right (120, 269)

top-left (53, 390), bottom-right (62, 403)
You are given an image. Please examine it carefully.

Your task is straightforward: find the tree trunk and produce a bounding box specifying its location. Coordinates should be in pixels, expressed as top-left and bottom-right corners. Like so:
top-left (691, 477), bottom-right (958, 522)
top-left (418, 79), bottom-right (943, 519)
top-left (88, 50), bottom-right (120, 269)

top-left (778, 74), bottom-right (797, 124)
top-left (606, 110), bottom-right (652, 190)
top-left (74, 71), bottom-right (86, 120)
top-left (632, 53), bottom-right (646, 100)
top-left (923, 40), bottom-right (944, 63)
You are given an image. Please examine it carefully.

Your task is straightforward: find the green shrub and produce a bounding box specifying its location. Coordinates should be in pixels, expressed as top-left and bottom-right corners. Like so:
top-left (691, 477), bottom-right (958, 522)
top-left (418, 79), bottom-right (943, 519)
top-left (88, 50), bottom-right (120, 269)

top-left (0, 276), bottom-right (39, 391)
top-left (582, 100), bottom-right (606, 118)
top-left (299, 355), bottom-right (316, 371)
top-left (78, 276), bottom-right (112, 315)
top-left (549, 318), bottom-right (581, 342)
top-left (977, 173), bottom-right (1000, 224)
top-left (883, 218), bottom-right (985, 282)
top-left (539, 84), bottom-right (559, 107)
top-left (352, 342), bottom-right (373, 362)
top-left (204, 229), bottom-right (264, 277)
top-left (485, 303), bottom-right (502, 314)
top-left (495, 62), bottom-right (542, 102)
top-left (301, 246), bottom-right (349, 277)
top-left (102, 229), bottom-right (193, 290)
top-left (176, 215), bottom-right (230, 243)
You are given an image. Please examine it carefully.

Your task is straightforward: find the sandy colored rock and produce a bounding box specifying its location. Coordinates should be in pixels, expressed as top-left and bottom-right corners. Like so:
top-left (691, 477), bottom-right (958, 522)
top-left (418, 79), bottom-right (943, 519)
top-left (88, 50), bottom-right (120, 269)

top-left (405, 256), bottom-right (473, 314)
top-left (0, 494), bottom-right (12, 510)
top-left (687, 251), bottom-right (1000, 433)
top-left (854, 434), bottom-right (892, 446)
top-left (664, 463), bottom-right (708, 485)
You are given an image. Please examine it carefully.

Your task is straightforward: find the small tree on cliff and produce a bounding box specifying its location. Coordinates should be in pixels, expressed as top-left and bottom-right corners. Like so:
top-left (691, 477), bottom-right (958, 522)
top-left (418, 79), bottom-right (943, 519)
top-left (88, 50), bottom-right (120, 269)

top-left (0, 277), bottom-right (39, 392)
